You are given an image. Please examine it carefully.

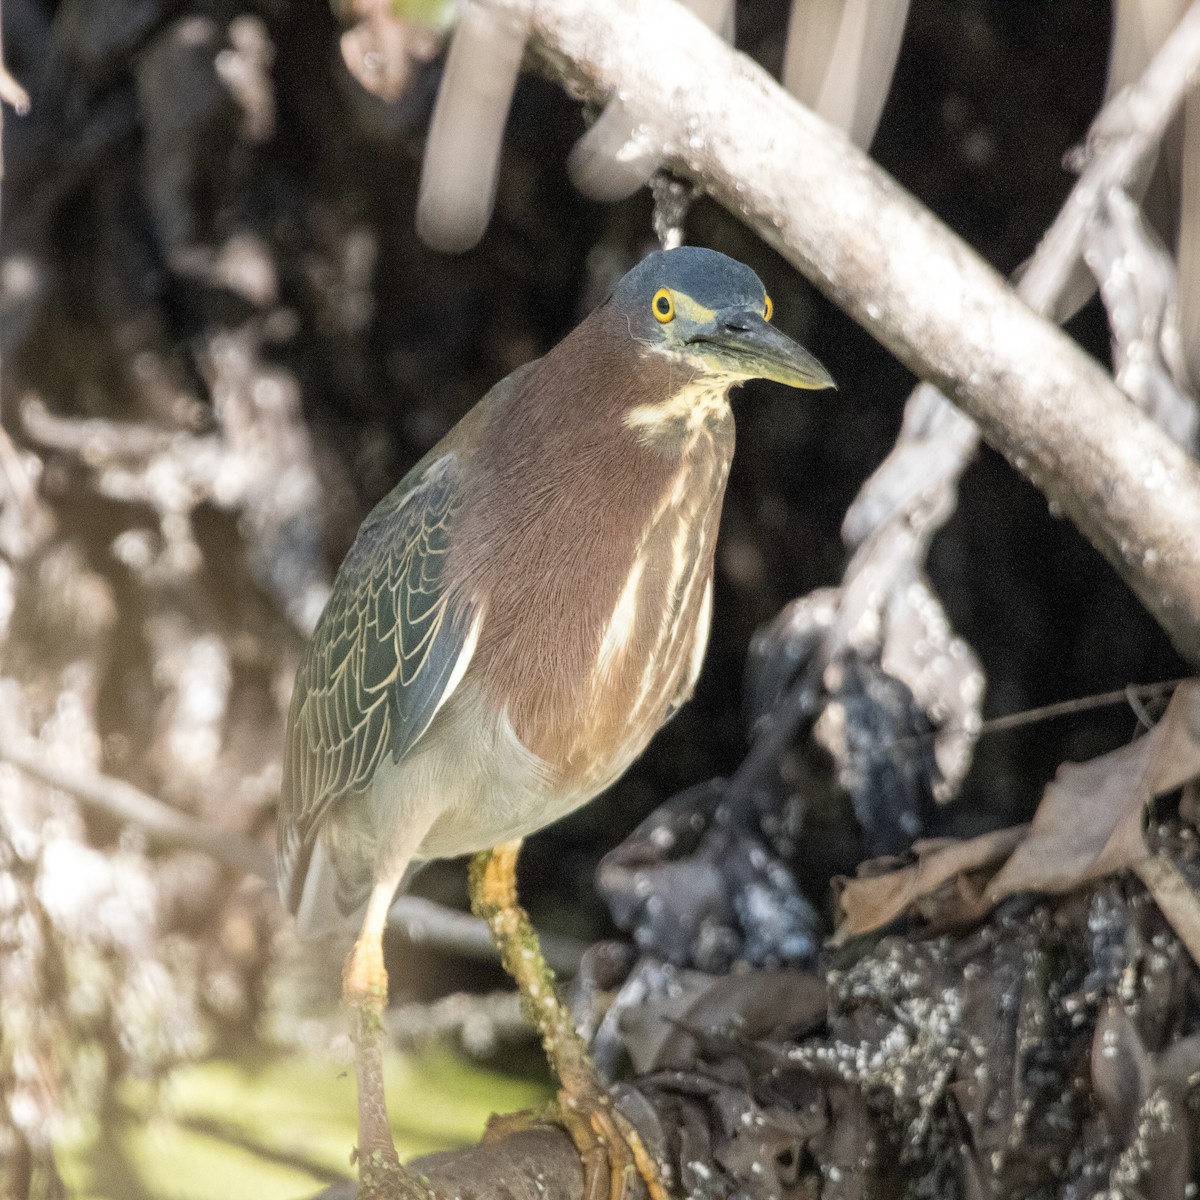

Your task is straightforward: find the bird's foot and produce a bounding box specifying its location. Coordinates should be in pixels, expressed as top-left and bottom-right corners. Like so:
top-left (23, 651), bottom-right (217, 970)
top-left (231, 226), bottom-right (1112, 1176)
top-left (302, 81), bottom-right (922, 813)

top-left (469, 843), bottom-right (672, 1199)
top-left (343, 933), bottom-right (417, 1200)
top-left (556, 1080), bottom-right (671, 1200)
top-left (354, 1150), bottom-right (440, 1200)
top-left (482, 1089), bottom-right (670, 1200)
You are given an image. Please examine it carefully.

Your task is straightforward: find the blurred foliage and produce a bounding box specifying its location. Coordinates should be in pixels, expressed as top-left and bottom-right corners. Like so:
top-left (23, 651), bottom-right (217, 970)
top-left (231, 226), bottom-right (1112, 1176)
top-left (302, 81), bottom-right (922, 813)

top-left (58, 1047), bottom-right (549, 1199)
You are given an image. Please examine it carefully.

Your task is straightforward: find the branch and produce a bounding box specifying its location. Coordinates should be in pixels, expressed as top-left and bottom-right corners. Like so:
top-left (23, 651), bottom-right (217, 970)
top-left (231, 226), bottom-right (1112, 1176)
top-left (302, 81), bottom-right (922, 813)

top-left (847, 5), bottom-right (1200, 565)
top-left (493, 0), bottom-right (1200, 663)
top-left (0, 739), bottom-right (585, 972)
top-left (0, 737), bottom-right (276, 879)
top-left (311, 1127), bottom-right (585, 1200)
top-left (810, 10), bottom-right (1200, 799)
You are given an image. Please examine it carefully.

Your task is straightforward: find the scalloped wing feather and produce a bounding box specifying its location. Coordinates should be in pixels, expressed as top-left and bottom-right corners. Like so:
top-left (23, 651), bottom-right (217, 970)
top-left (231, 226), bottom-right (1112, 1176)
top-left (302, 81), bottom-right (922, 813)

top-left (276, 452), bottom-right (481, 913)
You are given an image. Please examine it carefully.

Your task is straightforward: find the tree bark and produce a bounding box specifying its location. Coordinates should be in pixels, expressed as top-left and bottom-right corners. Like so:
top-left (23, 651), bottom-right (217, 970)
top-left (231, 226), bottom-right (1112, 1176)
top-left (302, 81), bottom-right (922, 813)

top-left (489, 0), bottom-right (1200, 663)
top-left (313, 1127), bottom-right (586, 1200)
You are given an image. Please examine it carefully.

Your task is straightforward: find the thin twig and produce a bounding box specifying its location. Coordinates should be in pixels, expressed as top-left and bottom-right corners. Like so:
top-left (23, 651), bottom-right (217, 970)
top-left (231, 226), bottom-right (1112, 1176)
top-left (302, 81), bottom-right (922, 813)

top-left (0, 737), bottom-right (276, 878)
top-left (982, 680), bottom-right (1180, 736)
top-left (887, 678), bottom-right (1186, 750)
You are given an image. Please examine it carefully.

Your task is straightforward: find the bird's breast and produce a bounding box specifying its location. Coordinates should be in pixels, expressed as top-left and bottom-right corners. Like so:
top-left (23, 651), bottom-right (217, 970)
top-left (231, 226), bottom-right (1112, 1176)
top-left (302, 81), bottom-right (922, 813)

top-left (488, 412), bottom-right (733, 794)
top-left (454, 337), bottom-right (739, 802)
top-left (567, 505), bottom-right (718, 794)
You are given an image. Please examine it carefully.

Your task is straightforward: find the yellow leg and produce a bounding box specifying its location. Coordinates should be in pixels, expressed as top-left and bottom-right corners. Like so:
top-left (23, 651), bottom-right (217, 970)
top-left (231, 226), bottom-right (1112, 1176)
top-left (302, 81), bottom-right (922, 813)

top-left (344, 882), bottom-right (439, 1200)
top-left (469, 841), bottom-right (672, 1200)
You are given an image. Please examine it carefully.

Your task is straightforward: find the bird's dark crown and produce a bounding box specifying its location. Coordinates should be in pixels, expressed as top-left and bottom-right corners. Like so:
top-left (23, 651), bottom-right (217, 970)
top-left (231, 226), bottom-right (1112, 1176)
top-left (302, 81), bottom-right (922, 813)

top-left (612, 246), bottom-right (768, 316)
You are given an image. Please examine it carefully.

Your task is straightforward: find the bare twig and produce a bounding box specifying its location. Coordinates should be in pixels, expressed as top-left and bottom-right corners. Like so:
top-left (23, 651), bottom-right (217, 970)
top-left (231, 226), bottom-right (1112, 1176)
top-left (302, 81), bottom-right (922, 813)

top-left (0, 737), bottom-right (276, 879)
top-left (884, 677), bottom-right (1186, 750)
top-left (492, 0), bottom-right (1200, 664)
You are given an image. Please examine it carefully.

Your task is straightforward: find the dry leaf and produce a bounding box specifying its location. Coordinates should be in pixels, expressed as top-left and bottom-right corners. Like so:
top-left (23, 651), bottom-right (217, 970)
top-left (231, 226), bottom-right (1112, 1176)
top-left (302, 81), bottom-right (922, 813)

top-left (1090, 997), bottom-right (1193, 1200)
top-left (833, 825), bottom-right (1027, 940)
top-left (986, 679), bottom-right (1200, 901)
top-left (835, 681), bottom-right (1200, 965)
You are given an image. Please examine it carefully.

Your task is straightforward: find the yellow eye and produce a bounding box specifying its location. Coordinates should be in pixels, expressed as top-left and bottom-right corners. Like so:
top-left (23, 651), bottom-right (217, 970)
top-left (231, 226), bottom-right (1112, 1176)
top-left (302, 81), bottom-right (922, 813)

top-left (763, 294), bottom-right (773, 322)
top-left (652, 288), bottom-right (675, 323)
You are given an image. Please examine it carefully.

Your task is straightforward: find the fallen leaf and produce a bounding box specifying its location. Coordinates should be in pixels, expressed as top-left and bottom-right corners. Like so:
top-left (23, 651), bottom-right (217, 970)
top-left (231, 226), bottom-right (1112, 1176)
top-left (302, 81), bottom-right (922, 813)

top-left (834, 825), bottom-right (1027, 939)
top-left (1089, 999), bottom-right (1192, 1200)
top-left (986, 680), bottom-right (1200, 906)
top-left (834, 680), bottom-right (1200, 966)
top-left (1131, 853), bottom-right (1200, 968)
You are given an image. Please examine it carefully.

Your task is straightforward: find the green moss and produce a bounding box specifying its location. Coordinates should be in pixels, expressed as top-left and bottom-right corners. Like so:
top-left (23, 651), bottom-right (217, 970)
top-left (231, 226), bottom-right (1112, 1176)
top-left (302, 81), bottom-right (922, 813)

top-left (387, 0), bottom-right (456, 33)
top-left (57, 1045), bottom-right (551, 1200)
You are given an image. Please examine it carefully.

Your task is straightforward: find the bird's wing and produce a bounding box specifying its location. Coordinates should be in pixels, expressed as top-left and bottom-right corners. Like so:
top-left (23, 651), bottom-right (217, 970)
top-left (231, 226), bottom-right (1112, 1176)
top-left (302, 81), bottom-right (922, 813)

top-left (276, 452), bottom-right (481, 912)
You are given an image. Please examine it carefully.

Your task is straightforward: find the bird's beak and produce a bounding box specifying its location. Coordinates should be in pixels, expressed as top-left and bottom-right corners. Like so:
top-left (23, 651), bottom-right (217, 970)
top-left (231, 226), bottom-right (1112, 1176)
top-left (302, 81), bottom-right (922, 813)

top-left (686, 308), bottom-right (835, 390)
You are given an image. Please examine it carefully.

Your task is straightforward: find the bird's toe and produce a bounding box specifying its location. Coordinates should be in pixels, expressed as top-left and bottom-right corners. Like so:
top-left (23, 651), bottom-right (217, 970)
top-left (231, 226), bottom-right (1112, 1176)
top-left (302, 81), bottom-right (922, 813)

top-left (556, 1084), bottom-right (672, 1200)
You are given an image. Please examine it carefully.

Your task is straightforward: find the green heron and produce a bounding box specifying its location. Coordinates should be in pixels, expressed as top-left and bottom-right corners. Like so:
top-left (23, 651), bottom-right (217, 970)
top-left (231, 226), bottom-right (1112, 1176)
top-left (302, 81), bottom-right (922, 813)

top-left (277, 246), bottom-right (833, 1200)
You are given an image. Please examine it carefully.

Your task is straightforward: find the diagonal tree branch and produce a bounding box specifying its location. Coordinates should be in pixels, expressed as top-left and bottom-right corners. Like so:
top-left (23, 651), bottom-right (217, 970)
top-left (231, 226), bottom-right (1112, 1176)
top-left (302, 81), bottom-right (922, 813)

top-left (812, 7), bottom-right (1200, 804)
top-left (491, 0), bottom-right (1200, 663)
top-left (0, 736), bottom-right (277, 879)
top-left (849, 4), bottom-right (1200, 550)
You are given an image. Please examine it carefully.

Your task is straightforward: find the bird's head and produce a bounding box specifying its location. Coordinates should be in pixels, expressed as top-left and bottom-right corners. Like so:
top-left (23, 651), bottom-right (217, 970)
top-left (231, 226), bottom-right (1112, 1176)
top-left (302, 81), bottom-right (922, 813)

top-left (606, 246), bottom-right (835, 391)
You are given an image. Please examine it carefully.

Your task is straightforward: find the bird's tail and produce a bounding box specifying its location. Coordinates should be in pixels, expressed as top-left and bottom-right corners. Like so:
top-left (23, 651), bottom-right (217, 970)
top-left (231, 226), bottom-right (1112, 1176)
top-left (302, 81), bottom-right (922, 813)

top-left (290, 834), bottom-right (371, 940)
